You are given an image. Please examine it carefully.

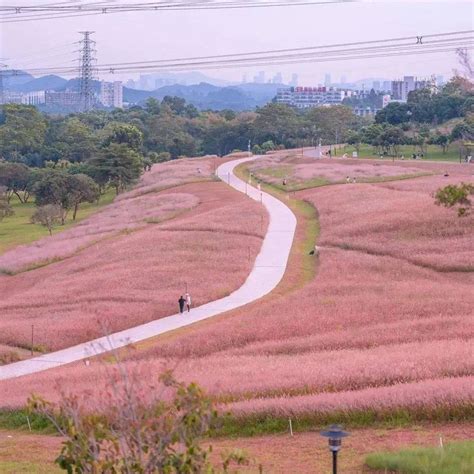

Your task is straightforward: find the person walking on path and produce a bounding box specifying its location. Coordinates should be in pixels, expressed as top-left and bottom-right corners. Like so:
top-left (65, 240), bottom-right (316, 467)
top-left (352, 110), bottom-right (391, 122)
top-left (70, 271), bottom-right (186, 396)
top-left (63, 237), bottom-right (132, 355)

top-left (185, 292), bottom-right (192, 313)
top-left (178, 295), bottom-right (186, 314)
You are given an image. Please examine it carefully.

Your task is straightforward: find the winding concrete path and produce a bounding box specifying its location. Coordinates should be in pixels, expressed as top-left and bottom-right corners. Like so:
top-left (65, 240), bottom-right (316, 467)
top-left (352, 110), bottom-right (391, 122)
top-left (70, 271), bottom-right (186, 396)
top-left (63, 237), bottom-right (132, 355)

top-left (0, 157), bottom-right (296, 381)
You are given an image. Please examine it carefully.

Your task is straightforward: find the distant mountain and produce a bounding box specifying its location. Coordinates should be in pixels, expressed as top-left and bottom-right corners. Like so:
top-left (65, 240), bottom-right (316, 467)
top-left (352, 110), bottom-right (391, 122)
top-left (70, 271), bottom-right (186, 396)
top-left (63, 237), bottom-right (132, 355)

top-left (15, 75), bottom-right (68, 92)
top-left (3, 70), bottom-right (35, 89)
top-left (5, 72), bottom-right (284, 111)
top-left (123, 82), bottom-right (282, 111)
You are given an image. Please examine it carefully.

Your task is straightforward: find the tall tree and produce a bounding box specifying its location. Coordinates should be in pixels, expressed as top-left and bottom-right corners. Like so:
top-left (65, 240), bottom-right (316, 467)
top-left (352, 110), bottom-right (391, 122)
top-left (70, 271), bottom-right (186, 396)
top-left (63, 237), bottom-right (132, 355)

top-left (0, 104), bottom-right (47, 161)
top-left (101, 123), bottom-right (143, 152)
top-left (0, 162), bottom-right (34, 203)
top-left (88, 143), bottom-right (143, 194)
top-left (67, 174), bottom-right (100, 220)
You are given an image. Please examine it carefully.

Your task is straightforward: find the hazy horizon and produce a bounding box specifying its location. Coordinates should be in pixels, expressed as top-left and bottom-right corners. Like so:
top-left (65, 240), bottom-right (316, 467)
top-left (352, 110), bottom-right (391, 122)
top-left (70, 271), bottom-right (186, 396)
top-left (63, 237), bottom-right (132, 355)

top-left (1, 0), bottom-right (473, 86)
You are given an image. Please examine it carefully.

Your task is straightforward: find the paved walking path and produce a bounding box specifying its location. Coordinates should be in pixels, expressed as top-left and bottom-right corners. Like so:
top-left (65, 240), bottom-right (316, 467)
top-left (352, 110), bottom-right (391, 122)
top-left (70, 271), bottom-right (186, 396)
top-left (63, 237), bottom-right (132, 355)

top-left (0, 156), bottom-right (296, 381)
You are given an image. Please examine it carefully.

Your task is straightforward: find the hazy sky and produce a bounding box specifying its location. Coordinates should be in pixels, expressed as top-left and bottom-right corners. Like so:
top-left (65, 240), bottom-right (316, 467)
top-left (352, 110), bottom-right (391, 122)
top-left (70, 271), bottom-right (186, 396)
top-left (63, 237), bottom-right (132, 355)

top-left (1, 0), bottom-right (473, 85)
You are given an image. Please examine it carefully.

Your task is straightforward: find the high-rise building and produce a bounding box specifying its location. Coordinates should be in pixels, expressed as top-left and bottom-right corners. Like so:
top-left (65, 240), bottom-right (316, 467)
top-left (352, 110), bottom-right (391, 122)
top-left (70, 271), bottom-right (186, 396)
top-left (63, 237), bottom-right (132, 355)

top-left (273, 72), bottom-right (283, 84)
top-left (372, 81), bottom-right (381, 91)
top-left (324, 73), bottom-right (331, 87)
top-left (254, 71), bottom-right (265, 83)
top-left (125, 79), bottom-right (136, 89)
top-left (289, 73), bottom-right (298, 86)
top-left (340, 75), bottom-right (347, 85)
top-left (382, 81), bottom-right (391, 92)
top-left (100, 81), bottom-right (123, 108)
top-left (391, 76), bottom-right (431, 101)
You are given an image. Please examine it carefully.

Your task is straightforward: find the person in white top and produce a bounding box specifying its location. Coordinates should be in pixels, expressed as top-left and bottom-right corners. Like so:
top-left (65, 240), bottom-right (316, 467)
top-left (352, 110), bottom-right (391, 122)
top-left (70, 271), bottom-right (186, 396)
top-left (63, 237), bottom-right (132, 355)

top-left (184, 293), bottom-right (192, 313)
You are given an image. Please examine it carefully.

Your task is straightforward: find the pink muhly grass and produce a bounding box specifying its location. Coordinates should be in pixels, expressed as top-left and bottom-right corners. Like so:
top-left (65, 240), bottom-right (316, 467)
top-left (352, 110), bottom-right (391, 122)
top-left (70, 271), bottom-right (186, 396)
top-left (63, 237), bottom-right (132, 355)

top-left (132, 247), bottom-right (473, 360)
top-left (117, 156), bottom-right (218, 201)
top-left (167, 339), bottom-right (474, 398)
top-left (0, 184), bottom-right (268, 352)
top-left (227, 376), bottom-right (474, 418)
top-left (0, 193), bottom-right (199, 274)
top-left (302, 177), bottom-right (474, 271)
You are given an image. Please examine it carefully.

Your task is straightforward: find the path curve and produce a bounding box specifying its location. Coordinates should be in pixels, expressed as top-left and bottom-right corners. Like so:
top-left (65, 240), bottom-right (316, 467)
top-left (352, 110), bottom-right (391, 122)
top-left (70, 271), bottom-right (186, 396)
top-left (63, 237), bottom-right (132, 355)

top-left (0, 157), bottom-right (296, 381)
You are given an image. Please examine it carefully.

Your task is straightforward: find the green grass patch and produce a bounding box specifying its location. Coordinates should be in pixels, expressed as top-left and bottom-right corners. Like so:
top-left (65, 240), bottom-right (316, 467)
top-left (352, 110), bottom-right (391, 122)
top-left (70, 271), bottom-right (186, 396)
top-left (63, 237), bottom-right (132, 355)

top-left (344, 144), bottom-right (463, 162)
top-left (0, 190), bottom-right (115, 255)
top-left (365, 440), bottom-right (474, 473)
top-left (0, 409), bottom-right (54, 433)
top-left (0, 461), bottom-right (62, 474)
top-left (2, 403), bottom-right (473, 440)
top-left (212, 404), bottom-right (474, 438)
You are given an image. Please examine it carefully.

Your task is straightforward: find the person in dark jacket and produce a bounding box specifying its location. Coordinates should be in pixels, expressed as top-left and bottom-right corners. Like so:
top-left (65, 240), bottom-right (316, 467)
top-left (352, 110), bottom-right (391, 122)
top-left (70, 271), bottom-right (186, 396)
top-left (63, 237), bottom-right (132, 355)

top-left (178, 295), bottom-right (186, 314)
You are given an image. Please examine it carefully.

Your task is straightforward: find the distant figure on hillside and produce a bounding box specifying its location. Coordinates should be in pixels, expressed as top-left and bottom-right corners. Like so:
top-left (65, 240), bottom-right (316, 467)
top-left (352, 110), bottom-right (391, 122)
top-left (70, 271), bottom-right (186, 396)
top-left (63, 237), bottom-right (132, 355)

top-left (197, 167), bottom-right (202, 174)
top-left (342, 153), bottom-right (348, 158)
top-left (467, 155), bottom-right (472, 164)
top-left (178, 295), bottom-right (186, 314)
top-left (185, 292), bottom-right (192, 313)
top-left (283, 178), bottom-right (287, 186)
top-left (346, 176), bottom-right (350, 183)
top-left (309, 245), bottom-right (320, 257)
top-left (257, 182), bottom-right (261, 191)
top-left (352, 177), bottom-right (357, 183)
top-left (444, 171), bottom-right (449, 177)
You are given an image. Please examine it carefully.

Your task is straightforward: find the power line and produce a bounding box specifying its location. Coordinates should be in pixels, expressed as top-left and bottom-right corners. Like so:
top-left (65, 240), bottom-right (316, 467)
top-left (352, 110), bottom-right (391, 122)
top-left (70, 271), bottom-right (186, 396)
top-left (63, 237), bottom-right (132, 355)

top-left (0, 0), bottom-right (356, 22)
top-left (11, 31), bottom-right (473, 76)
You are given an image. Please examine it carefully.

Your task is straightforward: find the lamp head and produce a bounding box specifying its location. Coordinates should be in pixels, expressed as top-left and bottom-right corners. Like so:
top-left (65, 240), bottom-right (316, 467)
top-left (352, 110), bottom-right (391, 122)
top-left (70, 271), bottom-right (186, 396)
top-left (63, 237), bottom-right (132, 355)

top-left (320, 424), bottom-right (350, 452)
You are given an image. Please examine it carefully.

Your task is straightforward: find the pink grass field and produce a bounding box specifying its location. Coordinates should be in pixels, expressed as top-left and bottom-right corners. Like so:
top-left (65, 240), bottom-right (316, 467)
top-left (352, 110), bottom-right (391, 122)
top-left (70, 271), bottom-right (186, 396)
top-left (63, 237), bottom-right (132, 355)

top-left (0, 158), bottom-right (473, 422)
top-left (0, 192), bottom-right (199, 274)
top-left (248, 152), bottom-right (473, 189)
top-left (0, 158), bottom-right (268, 354)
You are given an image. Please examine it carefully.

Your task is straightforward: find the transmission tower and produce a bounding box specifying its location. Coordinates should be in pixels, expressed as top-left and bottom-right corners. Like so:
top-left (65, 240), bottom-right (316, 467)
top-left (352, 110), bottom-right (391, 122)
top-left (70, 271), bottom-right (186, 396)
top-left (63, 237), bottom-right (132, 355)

top-left (78, 31), bottom-right (97, 112)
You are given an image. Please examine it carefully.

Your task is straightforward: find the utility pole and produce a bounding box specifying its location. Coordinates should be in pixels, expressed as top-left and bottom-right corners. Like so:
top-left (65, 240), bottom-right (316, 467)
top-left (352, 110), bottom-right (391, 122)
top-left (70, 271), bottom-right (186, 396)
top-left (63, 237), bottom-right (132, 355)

top-left (78, 31), bottom-right (97, 112)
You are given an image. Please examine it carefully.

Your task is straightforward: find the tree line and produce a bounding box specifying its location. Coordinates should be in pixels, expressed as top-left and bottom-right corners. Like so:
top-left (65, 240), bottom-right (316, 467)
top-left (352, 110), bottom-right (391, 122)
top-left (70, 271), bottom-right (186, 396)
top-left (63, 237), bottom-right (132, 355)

top-left (0, 76), bottom-right (472, 228)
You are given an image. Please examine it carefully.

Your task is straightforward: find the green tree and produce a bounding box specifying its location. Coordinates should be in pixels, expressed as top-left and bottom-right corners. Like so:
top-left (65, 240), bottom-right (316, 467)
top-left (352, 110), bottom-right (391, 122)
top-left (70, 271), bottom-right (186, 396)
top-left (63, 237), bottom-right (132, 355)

top-left (0, 162), bottom-right (34, 203)
top-left (56, 117), bottom-right (97, 162)
top-left (435, 183), bottom-right (474, 217)
top-left (31, 204), bottom-right (62, 235)
top-left (101, 123), bottom-right (143, 152)
top-left (305, 105), bottom-right (358, 145)
top-left (346, 130), bottom-right (361, 153)
top-left (253, 103), bottom-right (298, 146)
top-left (33, 170), bottom-right (71, 224)
top-left (379, 126), bottom-right (406, 156)
top-left (430, 132), bottom-right (450, 153)
top-left (0, 104), bottom-right (47, 161)
top-left (0, 194), bottom-right (14, 222)
top-left (162, 95), bottom-right (187, 115)
top-left (88, 143), bottom-right (143, 194)
top-left (68, 174), bottom-right (100, 220)
top-left (375, 102), bottom-right (411, 125)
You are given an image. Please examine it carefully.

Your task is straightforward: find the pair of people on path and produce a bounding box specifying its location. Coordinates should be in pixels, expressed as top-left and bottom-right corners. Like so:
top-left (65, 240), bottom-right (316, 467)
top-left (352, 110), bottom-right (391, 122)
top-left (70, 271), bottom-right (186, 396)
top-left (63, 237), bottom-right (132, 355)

top-left (178, 293), bottom-right (192, 314)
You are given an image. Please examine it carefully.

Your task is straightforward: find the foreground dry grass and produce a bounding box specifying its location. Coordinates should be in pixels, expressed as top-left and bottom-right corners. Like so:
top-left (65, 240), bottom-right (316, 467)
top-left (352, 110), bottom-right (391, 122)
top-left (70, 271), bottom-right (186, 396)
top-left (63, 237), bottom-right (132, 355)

top-left (1, 422), bottom-right (473, 473)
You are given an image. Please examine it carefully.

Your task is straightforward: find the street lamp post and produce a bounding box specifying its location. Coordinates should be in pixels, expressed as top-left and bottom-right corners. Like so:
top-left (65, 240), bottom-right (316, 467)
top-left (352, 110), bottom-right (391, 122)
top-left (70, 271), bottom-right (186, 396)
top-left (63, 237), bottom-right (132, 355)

top-left (320, 425), bottom-right (350, 474)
